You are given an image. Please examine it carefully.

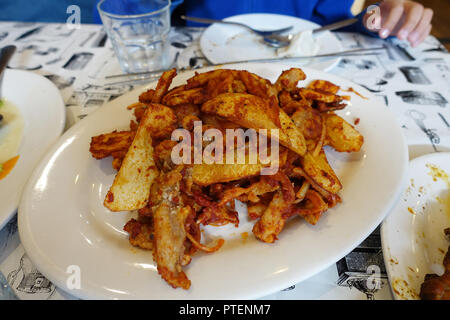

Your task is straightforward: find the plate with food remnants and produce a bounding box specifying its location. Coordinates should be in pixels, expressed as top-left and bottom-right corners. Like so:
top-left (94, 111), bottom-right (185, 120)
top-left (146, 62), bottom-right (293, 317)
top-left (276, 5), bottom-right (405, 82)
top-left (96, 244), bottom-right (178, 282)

top-left (19, 63), bottom-right (407, 299)
top-left (0, 69), bottom-right (65, 229)
top-left (200, 14), bottom-right (343, 71)
top-left (382, 152), bottom-right (450, 300)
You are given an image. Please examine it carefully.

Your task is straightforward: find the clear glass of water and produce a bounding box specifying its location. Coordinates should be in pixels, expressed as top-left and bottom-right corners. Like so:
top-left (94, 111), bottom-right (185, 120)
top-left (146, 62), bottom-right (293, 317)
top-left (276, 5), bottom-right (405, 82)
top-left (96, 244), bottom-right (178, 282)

top-left (98, 0), bottom-right (171, 73)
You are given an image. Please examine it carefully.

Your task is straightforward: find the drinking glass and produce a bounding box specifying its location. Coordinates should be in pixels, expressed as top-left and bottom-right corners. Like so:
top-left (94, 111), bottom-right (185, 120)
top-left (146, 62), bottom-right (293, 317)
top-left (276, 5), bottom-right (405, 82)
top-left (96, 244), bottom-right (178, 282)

top-left (98, 0), bottom-right (171, 73)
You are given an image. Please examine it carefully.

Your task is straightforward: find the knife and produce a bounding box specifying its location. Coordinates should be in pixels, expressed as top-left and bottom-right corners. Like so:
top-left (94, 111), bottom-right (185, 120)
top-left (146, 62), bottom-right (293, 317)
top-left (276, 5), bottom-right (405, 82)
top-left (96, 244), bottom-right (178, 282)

top-left (104, 46), bottom-right (386, 85)
top-left (312, 18), bottom-right (358, 34)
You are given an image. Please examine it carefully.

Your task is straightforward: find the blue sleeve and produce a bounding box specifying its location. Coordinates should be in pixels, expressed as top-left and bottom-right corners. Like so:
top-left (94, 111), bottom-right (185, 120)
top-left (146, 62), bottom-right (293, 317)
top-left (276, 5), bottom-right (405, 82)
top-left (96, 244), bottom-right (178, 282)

top-left (182, 0), bottom-right (361, 29)
top-left (308, 0), bottom-right (355, 25)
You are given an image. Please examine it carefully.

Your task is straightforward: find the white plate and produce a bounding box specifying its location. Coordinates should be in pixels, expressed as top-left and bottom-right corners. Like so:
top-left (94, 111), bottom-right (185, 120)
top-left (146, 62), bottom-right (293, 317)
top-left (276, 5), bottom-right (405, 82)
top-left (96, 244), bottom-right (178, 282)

top-left (19, 63), bottom-right (408, 300)
top-left (381, 152), bottom-right (450, 300)
top-left (200, 13), bottom-right (343, 71)
top-left (0, 69), bottom-right (65, 229)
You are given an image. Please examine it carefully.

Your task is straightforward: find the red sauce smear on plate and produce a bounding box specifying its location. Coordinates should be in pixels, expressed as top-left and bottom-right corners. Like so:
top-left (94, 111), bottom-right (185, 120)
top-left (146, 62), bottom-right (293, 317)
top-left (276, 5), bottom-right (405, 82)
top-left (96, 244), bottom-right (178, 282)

top-left (342, 87), bottom-right (368, 100)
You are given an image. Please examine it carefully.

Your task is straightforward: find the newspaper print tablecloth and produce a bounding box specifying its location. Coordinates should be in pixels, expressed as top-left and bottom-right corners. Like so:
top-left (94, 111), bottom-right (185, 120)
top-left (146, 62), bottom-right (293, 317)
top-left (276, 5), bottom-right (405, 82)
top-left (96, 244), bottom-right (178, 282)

top-left (0, 21), bottom-right (448, 300)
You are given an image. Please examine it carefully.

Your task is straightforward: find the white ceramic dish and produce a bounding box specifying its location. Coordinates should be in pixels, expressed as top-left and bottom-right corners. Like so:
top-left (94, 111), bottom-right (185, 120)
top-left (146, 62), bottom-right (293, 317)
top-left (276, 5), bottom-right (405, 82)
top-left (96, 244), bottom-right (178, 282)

top-left (0, 69), bottom-right (65, 229)
top-left (200, 13), bottom-right (343, 71)
top-left (19, 63), bottom-right (408, 299)
top-left (381, 152), bottom-right (450, 300)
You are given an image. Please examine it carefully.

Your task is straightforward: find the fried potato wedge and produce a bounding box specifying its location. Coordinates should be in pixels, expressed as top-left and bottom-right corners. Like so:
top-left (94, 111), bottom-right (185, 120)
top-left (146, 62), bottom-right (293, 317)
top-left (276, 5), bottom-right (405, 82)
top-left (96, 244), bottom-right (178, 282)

top-left (298, 88), bottom-right (338, 103)
top-left (202, 93), bottom-right (306, 155)
top-left (324, 113), bottom-right (364, 152)
top-left (204, 70), bottom-right (234, 99)
top-left (193, 147), bottom-right (288, 186)
top-left (308, 79), bottom-right (340, 94)
top-left (104, 107), bottom-right (159, 211)
top-left (193, 162), bottom-right (265, 186)
top-left (275, 67), bottom-right (306, 92)
top-left (185, 69), bottom-right (234, 89)
top-left (144, 103), bottom-right (178, 140)
top-left (290, 104), bottom-right (322, 141)
top-left (89, 130), bottom-right (135, 159)
top-left (301, 150), bottom-right (342, 195)
top-left (253, 190), bottom-right (292, 243)
top-left (237, 70), bottom-right (280, 126)
top-left (278, 109), bottom-right (307, 156)
top-left (202, 93), bottom-right (276, 129)
top-left (162, 87), bottom-right (206, 106)
top-left (293, 189), bottom-right (328, 225)
top-left (151, 68), bottom-right (177, 104)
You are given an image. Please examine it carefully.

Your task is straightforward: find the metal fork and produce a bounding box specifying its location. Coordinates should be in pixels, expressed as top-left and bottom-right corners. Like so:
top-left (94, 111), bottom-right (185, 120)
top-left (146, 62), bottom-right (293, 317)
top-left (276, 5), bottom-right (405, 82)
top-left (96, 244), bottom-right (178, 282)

top-left (263, 18), bottom-right (358, 48)
top-left (180, 15), bottom-right (293, 36)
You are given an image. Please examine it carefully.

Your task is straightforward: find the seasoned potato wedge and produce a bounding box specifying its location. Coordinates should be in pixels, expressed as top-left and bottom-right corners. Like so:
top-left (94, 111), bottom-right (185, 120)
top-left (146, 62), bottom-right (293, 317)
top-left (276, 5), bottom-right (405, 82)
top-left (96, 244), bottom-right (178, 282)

top-left (162, 87), bottom-right (206, 106)
top-left (202, 93), bottom-right (306, 156)
top-left (275, 67), bottom-right (306, 92)
top-left (151, 68), bottom-right (177, 104)
top-left (192, 162), bottom-right (265, 186)
top-left (278, 109), bottom-right (307, 156)
top-left (324, 113), bottom-right (364, 152)
top-left (301, 150), bottom-right (342, 195)
top-left (298, 88), bottom-right (338, 103)
top-left (308, 79), bottom-right (340, 94)
top-left (104, 107), bottom-right (160, 211)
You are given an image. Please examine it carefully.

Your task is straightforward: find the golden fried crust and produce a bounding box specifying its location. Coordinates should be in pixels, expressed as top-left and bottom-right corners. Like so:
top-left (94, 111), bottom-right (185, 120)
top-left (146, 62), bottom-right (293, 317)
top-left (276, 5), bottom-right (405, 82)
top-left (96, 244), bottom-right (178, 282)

top-left (237, 70), bottom-right (280, 127)
top-left (104, 107), bottom-right (159, 212)
top-left (172, 103), bottom-right (200, 126)
top-left (162, 87), bottom-right (206, 106)
top-left (275, 68), bottom-right (306, 92)
top-left (152, 68), bottom-right (177, 104)
top-left (252, 173), bottom-right (295, 243)
top-left (185, 69), bottom-right (229, 89)
top-left (420, 271), bottom-right (450, 300)
top-left (293, 189), bottom-right (328, 225)
top-left (192, 162), bottom-right (265, 186)
top-left (89, 130), bottom-right (135, 160)
top-left (123, 218), bottom-right (154, 250)
top-left (291, 104), bottom-right (323, 141)
top-left (301, 150), bottom-right (342, 195)
top-left (202, 93), bottom-right (306, 155)
top-left (143, 103), bottom-right (178, 140)
top-left (323, 113), bottom-right (364, 153)
top-left (308, 79), bottom-right (340, 95)
top-left (139, 89), bottom-right (155, 104)
top-left (252, 190), bottom-right (291, 243)
top-left (298, 88), bottom-right (339, 103)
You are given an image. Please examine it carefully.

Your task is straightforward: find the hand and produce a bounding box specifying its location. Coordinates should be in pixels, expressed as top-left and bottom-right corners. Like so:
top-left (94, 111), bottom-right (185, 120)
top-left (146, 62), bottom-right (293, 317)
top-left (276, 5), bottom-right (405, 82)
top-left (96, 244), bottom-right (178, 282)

top-left (364, 0), bottom-right (433, 47)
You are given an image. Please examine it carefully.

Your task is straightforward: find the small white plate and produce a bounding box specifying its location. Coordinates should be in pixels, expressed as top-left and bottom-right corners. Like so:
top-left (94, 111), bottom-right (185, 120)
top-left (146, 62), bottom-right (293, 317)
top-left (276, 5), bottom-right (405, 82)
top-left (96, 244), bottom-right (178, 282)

top-left (200, 13), bottom-right (343, 71)
top-left (19, 63), bottom-right (408, 300)
top-left (381, 152), bottom-right (450, 300)
top-left (0, 69), bottom-right (65, 229)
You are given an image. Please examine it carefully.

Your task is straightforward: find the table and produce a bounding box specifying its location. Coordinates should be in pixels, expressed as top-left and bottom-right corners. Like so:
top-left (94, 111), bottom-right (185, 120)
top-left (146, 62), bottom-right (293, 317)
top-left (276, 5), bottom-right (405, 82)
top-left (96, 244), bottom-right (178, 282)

top-left (0, 21), bottom-right (449, 300)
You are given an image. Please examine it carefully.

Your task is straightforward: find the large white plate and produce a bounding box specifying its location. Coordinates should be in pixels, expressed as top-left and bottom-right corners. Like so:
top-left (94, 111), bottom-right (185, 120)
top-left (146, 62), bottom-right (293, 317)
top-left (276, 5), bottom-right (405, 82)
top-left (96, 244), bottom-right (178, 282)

top-left (0, 69), bottom-right (65, 229)
top-left (381, 152), bottom-right (450, 300)
top-left (200, 13), bottom-right (343, 71)
top-left (18, 63), bottom-right (408, 300)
